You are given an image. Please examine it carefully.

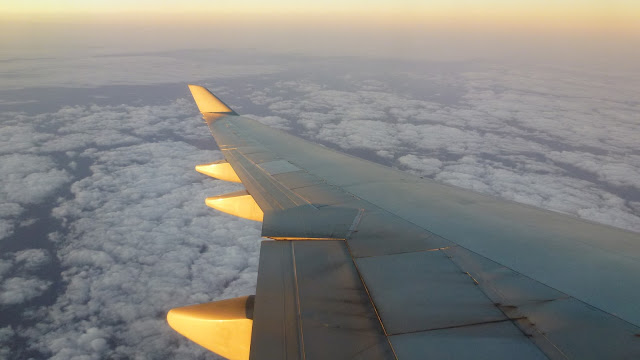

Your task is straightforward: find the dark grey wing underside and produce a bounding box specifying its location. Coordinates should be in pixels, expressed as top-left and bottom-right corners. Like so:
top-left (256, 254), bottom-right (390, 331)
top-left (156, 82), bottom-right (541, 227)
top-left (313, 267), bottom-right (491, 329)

top-left (191, 86), bottom-right (640, 359)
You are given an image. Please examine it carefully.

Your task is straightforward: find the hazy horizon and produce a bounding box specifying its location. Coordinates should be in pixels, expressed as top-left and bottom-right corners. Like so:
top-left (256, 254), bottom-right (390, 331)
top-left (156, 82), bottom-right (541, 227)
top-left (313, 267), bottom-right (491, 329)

top-left (2, 4), bottom-right (639, 69)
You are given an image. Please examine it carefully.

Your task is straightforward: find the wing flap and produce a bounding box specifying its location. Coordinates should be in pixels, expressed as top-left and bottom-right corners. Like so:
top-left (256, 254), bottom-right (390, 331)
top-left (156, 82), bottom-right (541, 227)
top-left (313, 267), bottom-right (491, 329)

top-left (250, 240), bottom-right (394, 360)
top-left (444, 245), bottom-right (640, 359)
top-left (390, 322), bottom-right (548, 360)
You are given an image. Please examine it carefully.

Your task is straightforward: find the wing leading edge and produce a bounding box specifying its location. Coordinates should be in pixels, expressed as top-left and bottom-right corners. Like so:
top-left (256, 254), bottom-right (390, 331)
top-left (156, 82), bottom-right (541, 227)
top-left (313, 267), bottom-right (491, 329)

top-left (167, 85), bottom-right (640, 360)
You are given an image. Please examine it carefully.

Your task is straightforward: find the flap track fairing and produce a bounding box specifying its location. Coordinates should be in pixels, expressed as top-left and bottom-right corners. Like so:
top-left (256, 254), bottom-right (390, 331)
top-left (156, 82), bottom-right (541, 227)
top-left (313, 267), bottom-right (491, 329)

top-left (167, 295), bottom-right (255, 360)
top-left (205, 190), bottom-right (264, 222)
top-left (196, 160), bottom-right (242, 183)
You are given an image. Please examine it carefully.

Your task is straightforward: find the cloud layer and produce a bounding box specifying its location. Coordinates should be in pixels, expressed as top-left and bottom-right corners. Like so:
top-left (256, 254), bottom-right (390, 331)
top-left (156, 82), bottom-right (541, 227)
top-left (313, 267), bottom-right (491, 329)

top-left (1, 97), bottom-right (262, 359)
top-left (0, 51), bottom-right (638, 359)
top-left (1, 52), bottom-right (282, 90)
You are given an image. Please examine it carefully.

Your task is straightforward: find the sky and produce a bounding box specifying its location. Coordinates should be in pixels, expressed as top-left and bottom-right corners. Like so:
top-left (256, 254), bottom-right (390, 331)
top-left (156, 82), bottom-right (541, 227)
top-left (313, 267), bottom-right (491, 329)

top-left (1, 1), bottom-right (639, 359)
top-left (2, 0), bottom-right (639, 65)
top-left (4, 0), bottom-right (639, 18)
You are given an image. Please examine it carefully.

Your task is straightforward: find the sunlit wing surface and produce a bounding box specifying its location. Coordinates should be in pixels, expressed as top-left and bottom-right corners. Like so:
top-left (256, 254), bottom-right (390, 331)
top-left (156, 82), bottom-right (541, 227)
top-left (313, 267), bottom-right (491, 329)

top-left (168, 85), bottom-right (640, 360)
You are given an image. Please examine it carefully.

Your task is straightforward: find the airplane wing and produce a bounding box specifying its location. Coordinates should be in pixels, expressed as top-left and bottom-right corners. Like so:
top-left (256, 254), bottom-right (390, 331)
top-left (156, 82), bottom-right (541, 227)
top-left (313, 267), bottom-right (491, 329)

top-left (168, 85), bottom-right (640, 360)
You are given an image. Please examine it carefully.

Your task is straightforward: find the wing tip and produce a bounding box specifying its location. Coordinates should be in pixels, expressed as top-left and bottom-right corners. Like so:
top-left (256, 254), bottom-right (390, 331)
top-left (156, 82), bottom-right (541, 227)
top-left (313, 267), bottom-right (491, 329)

top-left (188, 84), bottom-right (237, 114)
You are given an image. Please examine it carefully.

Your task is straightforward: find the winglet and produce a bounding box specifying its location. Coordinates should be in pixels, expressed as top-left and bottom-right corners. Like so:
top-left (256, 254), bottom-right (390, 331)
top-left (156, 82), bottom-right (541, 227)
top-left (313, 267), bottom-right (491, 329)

top-left (188, 85), bottom-right (237, 114)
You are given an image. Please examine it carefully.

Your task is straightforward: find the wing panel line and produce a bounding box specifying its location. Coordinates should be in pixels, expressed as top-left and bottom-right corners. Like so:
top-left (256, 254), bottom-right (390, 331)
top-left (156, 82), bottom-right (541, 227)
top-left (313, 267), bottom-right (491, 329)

top-left (290, 242), bottom-right (307, 360)
top-left (342, 239), bottom-right (399, 360)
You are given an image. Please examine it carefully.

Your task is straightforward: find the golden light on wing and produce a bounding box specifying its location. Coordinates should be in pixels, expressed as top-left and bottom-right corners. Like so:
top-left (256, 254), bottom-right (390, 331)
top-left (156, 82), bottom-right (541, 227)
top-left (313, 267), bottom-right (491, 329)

top-left (188, 84), bottom-right (234, 114)
top-left (205, 190), bottom-right (264, 222)
top-left (167, 296), bottom-right (254, 360)
top-left (196, 161), bottom-right (242, 183)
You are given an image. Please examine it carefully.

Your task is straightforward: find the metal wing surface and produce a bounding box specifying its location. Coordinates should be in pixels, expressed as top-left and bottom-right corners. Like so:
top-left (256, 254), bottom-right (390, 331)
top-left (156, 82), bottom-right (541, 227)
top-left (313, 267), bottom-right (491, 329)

top-left (168, 85), bottom-right (640, 360)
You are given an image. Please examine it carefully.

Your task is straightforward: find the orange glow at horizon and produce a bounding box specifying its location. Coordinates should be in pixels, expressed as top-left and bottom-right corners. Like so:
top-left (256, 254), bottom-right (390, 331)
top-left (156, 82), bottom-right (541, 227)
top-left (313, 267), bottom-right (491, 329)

top-left (3, 0), bottom-right (639, 28)
top-left (2, 0), bottom-right (638, 66)
top-left (2, 8), bottom-right (638, 34)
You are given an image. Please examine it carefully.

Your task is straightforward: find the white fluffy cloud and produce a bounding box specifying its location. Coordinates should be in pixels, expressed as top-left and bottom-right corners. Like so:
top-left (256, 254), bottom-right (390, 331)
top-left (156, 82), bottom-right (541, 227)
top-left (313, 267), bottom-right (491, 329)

top-left (0, 151), bottom-right (71, 242)
top-left (0, 154), bottom-right (72, 204)
top-left (397, 155), bottom-right (443, 176)
top-left (0, 277), bottom-right (52, 306)
top-left (14, 249), bottom-right (51, 272)
top-left (317, 120), bottom-right (400, 151)
top-left (0, 249), bottom-right (53, 305)
top-left (0, 203), bottom-right (23, 241)
top-left (547, 151), bottom-right (640, 189)
top-left (250, 115), bottom-right (291, 130)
